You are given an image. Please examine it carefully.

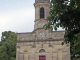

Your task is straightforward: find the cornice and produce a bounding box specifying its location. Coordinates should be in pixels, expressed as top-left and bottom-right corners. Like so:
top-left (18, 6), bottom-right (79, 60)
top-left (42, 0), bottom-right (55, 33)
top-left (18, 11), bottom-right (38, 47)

top-left (16, 39), bottom-right (64, 43)
top-left (34, 1), bottom-right (51, 7)
top-left (16, 31), bottom-right (35, 34)
top-left (34, 18), bottom-right (46, 22)
top-left (33, 28), bottom-right (45, 32)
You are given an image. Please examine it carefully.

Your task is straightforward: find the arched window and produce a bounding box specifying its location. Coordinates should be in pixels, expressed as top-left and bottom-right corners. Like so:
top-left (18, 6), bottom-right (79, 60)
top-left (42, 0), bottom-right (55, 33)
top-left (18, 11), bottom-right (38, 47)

top-left (39, 49), bottom-right (45, 53)
top-left (40, 7), bottom-right (44, 18)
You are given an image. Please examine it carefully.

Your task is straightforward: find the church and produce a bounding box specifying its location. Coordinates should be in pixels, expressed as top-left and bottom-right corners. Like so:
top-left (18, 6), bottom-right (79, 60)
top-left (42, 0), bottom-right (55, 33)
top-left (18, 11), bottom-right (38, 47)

top-left (16, 0), bottom-right (70, 60)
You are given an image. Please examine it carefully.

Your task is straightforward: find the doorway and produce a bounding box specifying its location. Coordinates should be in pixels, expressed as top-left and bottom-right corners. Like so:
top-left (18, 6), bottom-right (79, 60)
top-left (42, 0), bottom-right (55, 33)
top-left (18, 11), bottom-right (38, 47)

top-left (39, 56), bottom-right (46, 60)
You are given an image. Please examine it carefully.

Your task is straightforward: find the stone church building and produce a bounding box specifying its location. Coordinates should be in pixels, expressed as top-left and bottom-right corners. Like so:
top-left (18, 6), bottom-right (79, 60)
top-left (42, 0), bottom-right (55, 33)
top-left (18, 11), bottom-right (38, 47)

top-left (16, 0), bottom-right (70, 60)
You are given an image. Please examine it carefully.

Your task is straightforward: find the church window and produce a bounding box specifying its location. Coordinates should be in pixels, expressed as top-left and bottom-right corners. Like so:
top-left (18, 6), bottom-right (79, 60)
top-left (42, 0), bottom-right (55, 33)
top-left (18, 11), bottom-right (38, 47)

top-left (39, 49), bottom-right (45, 53)
top-left (40, 7), bottom-right (44, 18)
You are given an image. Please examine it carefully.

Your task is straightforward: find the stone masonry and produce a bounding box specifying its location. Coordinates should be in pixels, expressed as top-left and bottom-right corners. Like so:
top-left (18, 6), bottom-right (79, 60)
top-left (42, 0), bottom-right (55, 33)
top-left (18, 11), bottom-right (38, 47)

top-left (16, 0), bottom-right (70, 60)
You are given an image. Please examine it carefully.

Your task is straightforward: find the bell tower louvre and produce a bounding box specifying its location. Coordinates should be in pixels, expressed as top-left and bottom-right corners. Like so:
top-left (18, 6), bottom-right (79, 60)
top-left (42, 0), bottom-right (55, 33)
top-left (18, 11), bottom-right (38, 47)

top-left (16, 0), bottom-right (70, 60)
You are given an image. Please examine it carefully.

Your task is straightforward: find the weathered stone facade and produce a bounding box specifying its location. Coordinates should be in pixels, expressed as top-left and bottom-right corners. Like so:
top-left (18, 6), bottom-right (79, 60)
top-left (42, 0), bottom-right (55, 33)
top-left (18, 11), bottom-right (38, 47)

top-left (16, 0), bottom-right (70, 60)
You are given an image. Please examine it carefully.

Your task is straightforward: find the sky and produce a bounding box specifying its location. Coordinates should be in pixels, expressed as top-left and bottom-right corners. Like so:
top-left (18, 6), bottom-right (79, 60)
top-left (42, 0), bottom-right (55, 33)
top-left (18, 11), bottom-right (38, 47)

top-left (0, 0), bottom-right (64, 41)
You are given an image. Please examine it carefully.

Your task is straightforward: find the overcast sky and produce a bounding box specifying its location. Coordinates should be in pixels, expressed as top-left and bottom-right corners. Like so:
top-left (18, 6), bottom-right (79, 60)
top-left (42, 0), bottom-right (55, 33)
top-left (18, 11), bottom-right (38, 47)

top-left (0, 0), bottom-right (35, 41)
top-left (0, 0), bottom-right (64, 41)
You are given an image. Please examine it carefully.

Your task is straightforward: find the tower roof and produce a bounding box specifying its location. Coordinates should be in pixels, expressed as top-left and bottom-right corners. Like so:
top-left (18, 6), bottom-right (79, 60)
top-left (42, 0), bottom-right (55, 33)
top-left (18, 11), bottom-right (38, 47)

top-left (35, 0), bottom-right (50, 2)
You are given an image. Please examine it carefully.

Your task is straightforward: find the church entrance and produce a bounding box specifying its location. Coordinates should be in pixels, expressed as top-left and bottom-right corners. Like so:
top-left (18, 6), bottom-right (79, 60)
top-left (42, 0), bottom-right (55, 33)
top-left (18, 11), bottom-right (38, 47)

top-left (39, 56), bottom-right (46, 60)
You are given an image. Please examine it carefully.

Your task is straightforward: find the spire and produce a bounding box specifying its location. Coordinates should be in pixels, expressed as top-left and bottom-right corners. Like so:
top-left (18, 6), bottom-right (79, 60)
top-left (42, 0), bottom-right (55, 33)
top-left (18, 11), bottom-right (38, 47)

top-left (35, 0), bottom-right (50, 3)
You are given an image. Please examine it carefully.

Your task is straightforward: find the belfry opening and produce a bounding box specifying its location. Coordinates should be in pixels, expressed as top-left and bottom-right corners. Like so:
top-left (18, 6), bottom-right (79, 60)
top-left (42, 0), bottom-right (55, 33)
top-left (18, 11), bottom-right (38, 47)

top-left (40, 7), bottom-right (44, 18)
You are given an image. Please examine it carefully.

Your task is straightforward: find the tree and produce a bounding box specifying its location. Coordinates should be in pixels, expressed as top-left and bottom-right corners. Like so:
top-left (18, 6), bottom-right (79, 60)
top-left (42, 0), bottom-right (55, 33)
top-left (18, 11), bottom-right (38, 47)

top-left (44, 0), bottom-right (80, 43)
top-left (1, 31), bottom-right (12, 41)
top-left (0, 42), bottom-right (2, 46)
top-left (70, 33), bottom-right (80, 59)
top-left (0, 31), bottom-right (17, 60)
top-left (44, 0), bottom-right (80, 58)
top-left (0, 46), bottom-right (7, 60)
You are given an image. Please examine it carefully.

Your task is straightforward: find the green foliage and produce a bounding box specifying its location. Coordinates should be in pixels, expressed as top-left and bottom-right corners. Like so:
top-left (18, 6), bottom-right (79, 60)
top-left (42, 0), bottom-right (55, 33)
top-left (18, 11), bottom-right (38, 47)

top-left (0, 42), bottom-right (2, 46)
top-left (0, 31), bottom-right (17, 60)
top-left (44, 0), bottom-right (80, 43)
top-left (72, 58), bottom-right (80, 60)
top-left (1, 31), bottom-right (12, 41)
top-left (44, 0), bottom-right (80, 57)
top-left (70, 33), bottom-right (80, 58)
top-left (0, 46), bottom-right (7, 60)
top-left (11, 57), bottom-right (16, 60)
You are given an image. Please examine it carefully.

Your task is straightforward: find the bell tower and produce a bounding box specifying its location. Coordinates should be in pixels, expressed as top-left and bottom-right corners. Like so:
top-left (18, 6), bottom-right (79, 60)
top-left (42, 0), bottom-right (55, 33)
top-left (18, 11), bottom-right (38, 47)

top-left (34, 0), bottom-right (51, 30)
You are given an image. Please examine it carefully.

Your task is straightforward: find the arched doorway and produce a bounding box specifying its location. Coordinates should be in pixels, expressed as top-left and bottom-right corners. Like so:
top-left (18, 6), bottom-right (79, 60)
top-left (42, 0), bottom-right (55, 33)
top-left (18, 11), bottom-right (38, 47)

top-left (39, 49), bottom-right (45, 53)
top-left (39, 49), bottom-right (46, 60)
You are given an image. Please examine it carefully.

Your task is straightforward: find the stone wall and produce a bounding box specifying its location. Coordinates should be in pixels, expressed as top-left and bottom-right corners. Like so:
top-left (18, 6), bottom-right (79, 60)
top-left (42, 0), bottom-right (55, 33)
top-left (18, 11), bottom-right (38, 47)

top-left (34, 1), bottom-right (50, 30)
top-left (16, 40), bottom-right (70, 60)
top-left (17, 29), bottom-right (65, 41)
